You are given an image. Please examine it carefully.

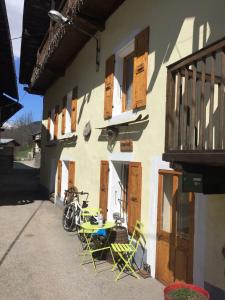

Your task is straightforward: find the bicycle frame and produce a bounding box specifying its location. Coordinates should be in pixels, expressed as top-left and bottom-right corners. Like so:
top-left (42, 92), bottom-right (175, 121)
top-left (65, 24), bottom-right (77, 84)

top-left (64, 190), bottom-right (89, 228)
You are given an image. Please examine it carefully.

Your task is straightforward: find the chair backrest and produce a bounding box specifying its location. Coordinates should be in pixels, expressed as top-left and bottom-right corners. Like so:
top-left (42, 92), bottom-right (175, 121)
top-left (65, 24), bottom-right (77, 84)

top-left (129, 220), bottom-right (146, 252)
top-left (81, 207), bottom-right (102, 220)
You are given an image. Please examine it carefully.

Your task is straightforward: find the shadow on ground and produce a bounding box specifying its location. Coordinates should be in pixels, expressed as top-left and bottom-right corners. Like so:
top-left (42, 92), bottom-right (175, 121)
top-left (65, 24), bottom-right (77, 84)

top-left (0, 161), bottom-right (48, 206)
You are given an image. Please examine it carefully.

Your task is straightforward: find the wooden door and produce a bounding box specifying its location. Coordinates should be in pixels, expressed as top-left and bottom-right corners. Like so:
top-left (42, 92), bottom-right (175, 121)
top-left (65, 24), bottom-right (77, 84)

top-left (99, 161), bottom-right (109, 219)
top-left (127, 162), bottom-right (142, 234)
top-left (156, 170), bottom-right (194, 285)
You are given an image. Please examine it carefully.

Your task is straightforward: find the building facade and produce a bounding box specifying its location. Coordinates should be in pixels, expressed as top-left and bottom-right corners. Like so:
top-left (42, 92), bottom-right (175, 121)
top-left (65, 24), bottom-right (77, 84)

top-left (20, 0), bottom-right (225, 298)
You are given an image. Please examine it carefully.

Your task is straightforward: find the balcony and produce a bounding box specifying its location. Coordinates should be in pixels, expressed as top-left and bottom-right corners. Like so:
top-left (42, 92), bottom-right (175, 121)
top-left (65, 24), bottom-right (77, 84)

top-left (163, 37), bottom-right (225, 167)
top-left (26, 0), bottom-right (125, 95)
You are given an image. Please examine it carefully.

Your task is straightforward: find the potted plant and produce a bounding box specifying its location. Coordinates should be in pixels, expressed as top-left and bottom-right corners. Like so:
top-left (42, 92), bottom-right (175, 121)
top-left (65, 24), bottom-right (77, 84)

top-left (164, 283), bottom-right (210, 300)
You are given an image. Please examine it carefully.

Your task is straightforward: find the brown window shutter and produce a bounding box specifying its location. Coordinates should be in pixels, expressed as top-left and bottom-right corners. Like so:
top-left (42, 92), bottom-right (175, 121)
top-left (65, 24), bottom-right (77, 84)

top-left (71, 87), bottom-right (77, 132)
top-left (57, 160), bottom-right (62, 196)
top-left (132, 27), bottom-right (149, 109)
top-left (99, 160), bottom-right (109, 219)
top-left (104, 55), bottom-right (115, 119)
top-left (68, 161), bottom-right (75, 189)
top-left (47, 110), bottom-right (51, 141)
top-left (61, 96), bottom-right (67, 135)
top-left (54, 105), bottom-right (59, 139)
top-left (127, 162), bottom-right (142, 233)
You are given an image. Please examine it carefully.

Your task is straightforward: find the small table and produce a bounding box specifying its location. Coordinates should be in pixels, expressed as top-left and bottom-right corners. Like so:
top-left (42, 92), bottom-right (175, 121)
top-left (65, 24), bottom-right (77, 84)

top-left (80, 221), bottom-right (116, 271)
top-left (80, 221), bottom-right (115, 232)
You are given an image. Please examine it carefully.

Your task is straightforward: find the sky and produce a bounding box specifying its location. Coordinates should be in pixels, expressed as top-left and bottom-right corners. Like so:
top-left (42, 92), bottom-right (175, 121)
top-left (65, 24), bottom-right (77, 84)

top-left (5, 0), bottom-right (43, 122)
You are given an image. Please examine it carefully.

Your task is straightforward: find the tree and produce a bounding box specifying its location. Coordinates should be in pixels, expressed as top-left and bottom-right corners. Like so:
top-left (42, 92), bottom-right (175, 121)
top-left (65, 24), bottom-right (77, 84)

top-left (2, 112), bottom-right (38, 147)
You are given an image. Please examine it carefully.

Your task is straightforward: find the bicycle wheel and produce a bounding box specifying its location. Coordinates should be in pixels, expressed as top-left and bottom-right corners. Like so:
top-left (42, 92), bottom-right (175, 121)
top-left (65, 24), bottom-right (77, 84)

top-left (62, 204), bottom-right (76, 232)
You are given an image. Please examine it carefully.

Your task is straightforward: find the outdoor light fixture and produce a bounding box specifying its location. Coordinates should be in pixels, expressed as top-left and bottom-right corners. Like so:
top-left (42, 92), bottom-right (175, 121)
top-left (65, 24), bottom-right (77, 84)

top-left (48, 10), bottom-right (69, 25)
top-left (48, 10), bottom-right (100, 71)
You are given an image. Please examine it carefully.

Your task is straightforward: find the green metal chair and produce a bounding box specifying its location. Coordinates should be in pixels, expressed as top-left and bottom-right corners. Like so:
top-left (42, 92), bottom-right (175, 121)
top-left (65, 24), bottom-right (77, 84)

top-left (111, 220), bottom-right (145, 281)
top-left (79, 221), bottom-right (116, 272)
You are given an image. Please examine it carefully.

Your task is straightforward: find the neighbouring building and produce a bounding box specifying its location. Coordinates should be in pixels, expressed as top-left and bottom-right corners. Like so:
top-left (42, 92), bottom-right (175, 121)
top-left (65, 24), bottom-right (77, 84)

top-left (0, 0), bottom-right (22, 127)
top-left (32, 131), bottom-right (41, 167)
top-left (19, 0), bottom-right (225, 298)
top-left (32, 131), bottom-right (41, 157)
top-left (0, 138), bottom-right (20, 172)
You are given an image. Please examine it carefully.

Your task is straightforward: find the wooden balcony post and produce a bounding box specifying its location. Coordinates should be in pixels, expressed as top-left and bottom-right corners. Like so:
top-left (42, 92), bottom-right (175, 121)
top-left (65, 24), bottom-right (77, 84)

top-left (190, 63), bottom-right (197, 150)
top-left (219, 50), bottom-right (225, 149)
top-left (182, 67), bottom-right (189, 150)
top-left (199, 59), bottom-right (206, 150)
top-left (165, 69), bottom-right (176, 151)
top-left (208, 54), bottom-right (215, 150)
top-left (174, 71), bottom-right (181, 150)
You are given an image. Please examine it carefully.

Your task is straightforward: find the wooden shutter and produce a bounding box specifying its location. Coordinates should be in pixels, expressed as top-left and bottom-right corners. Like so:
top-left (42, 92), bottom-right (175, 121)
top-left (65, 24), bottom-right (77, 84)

top-left (127, 162), bottom-right (142, 233)
top-left (68, 161), bottom-right (75, 189)
top-left (132, 27), bottom-right (149, 109)
top-left (71, 87), bottom-right (77, 132)
top-left (104, 55), bottom-right (115, 119)
top-left (99, 160), bottom-right (109, 219)
top-left (54, 105), bottom-right (59, 139)
top-left (47, 110), bottom-right (51, 141)
top-left (61, 96), bottom-right (67, 135)
top-left (57, 160), bottom-right (62, 196)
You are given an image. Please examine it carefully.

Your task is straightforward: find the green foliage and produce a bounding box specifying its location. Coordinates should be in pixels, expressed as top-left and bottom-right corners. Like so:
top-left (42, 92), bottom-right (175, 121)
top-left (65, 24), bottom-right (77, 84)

top-left (15, 145), bottom-right (32, 161)
top-left (168, 288), bottom-right (206, 300)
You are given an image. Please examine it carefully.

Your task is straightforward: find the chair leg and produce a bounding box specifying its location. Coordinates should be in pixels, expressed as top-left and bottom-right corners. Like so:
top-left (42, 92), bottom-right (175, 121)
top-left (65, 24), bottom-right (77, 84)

top-left (114, 252), bottom-right (140, 281)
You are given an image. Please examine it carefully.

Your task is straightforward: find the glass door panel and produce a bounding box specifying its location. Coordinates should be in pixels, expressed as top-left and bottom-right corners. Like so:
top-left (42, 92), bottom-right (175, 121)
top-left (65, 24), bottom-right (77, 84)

top-left (177, 177), bottom-right (190, 239)
top-left (161, 174), bottom-right (173, 233)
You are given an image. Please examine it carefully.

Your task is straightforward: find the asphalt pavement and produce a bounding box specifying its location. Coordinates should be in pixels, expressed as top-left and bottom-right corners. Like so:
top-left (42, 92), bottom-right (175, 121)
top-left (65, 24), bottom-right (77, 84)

top-left (0, 161), bottom-right (164, 300)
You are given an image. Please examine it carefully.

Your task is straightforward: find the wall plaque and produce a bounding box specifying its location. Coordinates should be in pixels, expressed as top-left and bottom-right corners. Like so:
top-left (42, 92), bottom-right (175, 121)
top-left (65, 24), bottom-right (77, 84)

top-left (120, 139), bottom-right (133, 152)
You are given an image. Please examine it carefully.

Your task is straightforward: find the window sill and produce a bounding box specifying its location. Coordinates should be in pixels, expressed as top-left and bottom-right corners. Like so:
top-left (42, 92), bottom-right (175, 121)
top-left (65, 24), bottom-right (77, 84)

top-left (108, 111), bottom-right (138, 127)
top-left (46, 133), bottom-right (77, 147)
top-left (59, 132), bottom-right (75, 140)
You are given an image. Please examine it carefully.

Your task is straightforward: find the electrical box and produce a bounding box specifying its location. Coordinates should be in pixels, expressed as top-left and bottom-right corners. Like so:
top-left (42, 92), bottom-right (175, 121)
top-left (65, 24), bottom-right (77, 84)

top-left (182, 172), bottom-right (203, 193)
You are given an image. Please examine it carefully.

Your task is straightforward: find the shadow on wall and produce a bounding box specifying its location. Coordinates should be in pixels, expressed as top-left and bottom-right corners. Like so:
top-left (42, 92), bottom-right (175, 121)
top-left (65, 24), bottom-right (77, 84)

top-left (147, 0), bottom-right (224, 93)
top-left (97, 119), bottom-right (149, 152)
top-left (40, 0), bottom-right (224, 197)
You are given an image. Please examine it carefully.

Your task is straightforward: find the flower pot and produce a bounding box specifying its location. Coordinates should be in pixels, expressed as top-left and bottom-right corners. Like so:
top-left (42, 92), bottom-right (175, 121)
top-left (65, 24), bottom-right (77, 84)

top-left (164, 283), bottom-right (210, 300)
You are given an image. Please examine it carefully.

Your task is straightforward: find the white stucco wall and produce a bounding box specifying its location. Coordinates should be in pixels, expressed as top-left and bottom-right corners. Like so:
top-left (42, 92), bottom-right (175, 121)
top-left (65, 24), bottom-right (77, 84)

top-left (39, 0), bottom-right (225, 289)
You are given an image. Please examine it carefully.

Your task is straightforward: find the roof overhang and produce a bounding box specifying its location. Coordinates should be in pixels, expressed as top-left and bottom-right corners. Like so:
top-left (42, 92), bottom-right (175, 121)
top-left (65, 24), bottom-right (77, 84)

top-left (20, 0), bottom-right (126, 94)
top-left (0, 94), bottom-right (23, 125)
top-left (0, 0), bottom-right (18, 99)
top-left (0, 139), bottom-right (20, 147)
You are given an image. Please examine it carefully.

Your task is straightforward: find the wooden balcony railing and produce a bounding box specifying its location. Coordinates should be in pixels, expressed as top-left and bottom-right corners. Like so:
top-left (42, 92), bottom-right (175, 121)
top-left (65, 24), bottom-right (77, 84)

top-left (165, 37), bottom-right (225, 157)
top-left (30, 0), bottom-right (84, 91)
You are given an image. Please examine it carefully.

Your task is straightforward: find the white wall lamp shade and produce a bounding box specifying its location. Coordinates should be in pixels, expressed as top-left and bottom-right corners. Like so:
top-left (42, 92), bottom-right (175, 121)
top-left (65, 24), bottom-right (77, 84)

top-left (48, 10), bottom-right (69, 24)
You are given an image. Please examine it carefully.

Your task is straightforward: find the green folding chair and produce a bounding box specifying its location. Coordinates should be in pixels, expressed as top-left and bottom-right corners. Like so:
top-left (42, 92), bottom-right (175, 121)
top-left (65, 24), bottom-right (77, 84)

top-left (79, 227), bottom-right (115, 272)
top-left (111, 220), bottom-right (145, 281)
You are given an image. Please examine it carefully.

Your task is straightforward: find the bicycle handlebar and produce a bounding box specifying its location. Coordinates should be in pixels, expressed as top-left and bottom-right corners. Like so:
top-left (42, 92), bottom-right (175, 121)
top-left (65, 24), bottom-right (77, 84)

top-left (64, 189), bottom-right (89, 195)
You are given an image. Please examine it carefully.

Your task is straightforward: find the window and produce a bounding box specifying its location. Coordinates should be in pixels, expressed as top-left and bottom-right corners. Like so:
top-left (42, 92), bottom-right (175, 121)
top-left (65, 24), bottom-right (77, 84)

top-left (104, 27), bottom-right (149, 120)
top-left (57, 160), bottom-right (75, 197)
top-left (122, 52), bottom-right (134, 112)
top-left (54, 105), bottom-right (59, 140)
top-left (61, 88), bottom-right (77, 136)
top-left (46, 107), bottom-right (55, 141)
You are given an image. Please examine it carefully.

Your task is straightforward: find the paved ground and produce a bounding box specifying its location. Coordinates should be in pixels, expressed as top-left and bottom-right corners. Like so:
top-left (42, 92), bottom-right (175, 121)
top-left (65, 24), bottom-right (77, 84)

top-left (0, 161), bottom-right (164, 300)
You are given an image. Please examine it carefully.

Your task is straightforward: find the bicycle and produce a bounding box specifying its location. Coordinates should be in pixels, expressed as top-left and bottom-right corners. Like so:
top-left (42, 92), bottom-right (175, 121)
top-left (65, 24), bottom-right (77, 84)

top-left (62, 187), bottom-right (89, 232)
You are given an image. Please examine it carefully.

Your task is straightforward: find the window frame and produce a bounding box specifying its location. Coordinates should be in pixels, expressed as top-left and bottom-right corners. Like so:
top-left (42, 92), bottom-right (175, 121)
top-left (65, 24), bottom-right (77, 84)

top-left (112, 39), bottom-right (135, 118)
top-left (122, 51), bottom-right (135, 112)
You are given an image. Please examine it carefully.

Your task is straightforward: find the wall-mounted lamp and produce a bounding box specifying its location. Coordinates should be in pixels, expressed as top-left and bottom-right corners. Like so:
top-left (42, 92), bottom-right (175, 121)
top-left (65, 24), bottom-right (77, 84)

top-left (48, 10), bottom-right (100, 71)
top-left (106, 127), bottom-right (118, 143)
